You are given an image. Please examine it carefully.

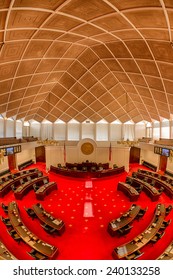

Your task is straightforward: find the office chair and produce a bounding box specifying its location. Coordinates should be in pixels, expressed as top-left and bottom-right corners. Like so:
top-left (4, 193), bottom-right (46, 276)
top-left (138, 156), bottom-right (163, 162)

top-left (166, 205), bottom-right (173, 216)
top-left (33, 184), bottom-right (39, 192)
top-left (160, 219), bottom-right (171, 230)
top-left (1, 203), bottom-right (8, 213)
top-left (136, 207), bottom-right (148, 220)
top-left (41, 223), bottom-right (57, 234)
top-left (125, 250), bottom-right (142, 260)
top-left (29, 249), bottom-right (47, 260)
top-left (1, 216), bottom-right (12, 227)
top-left (150, 180), bottom-right (155, 186)
top-left (117, 224), bottom-right (133, 236)
top-left (25, 207), bottom-right (36, 219)
top-left (150, 231), bottom-right (165, 245)
top-left (11, 185), bottom-right (17, 191)
top-left (9, 229), bottom-right (22, 243)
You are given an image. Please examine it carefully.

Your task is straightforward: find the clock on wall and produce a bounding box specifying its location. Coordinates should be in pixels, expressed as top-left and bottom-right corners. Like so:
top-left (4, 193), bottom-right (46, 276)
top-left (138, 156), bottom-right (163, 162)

top-left (81, 142), bottom-right (94, 155)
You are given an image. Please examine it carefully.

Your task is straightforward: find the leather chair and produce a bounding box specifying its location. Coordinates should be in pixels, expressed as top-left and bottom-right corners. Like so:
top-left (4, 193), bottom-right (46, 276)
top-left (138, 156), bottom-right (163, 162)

top-left (117, 224), bottom-right (133, 236)
top-left (29, 249), bottom-right (47, 260)
top-left (9, 229), bottom-right (22, 243)
top-left (25, 207), bottom-right (36, 219)
top-left (41, 223), bottom-right (57, 234)
top-left (1, 203), bottom-right (8, 213)
top-left (136, 207), bottom-right (148, 220)
top-left (125, 250), bottom-right (142, 260)
top-left (1, 216), bottom-right (12, 227)
top-left (166, 205), bottom-right (173, 216)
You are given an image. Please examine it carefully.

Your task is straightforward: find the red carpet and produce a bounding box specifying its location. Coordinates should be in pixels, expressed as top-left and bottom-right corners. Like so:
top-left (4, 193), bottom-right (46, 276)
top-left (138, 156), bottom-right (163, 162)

top-left (0, 162), bottom-right (173, 260)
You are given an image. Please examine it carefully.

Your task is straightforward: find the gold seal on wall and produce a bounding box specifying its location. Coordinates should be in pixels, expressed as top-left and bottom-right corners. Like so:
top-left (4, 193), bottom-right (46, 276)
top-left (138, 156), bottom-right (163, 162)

top-left (81, 142), bottom-right (94, 155)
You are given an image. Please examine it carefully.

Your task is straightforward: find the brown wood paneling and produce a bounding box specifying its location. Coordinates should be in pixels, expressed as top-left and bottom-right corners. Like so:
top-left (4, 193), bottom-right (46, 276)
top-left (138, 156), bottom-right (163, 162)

top-left (159, 155), bottom-right (167, 173)
top-left (35, 146), bottom-right (45, 162)
top-left (129, 146), bottom-right (140, 163)
top-left (8, 154), bottom-right (16, 170)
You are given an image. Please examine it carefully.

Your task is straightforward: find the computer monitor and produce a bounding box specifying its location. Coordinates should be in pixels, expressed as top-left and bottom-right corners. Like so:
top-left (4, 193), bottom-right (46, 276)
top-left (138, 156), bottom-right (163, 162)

top-left (162, 148), bottom-right (170, 157)
top-left (6, 147), bottom-right (14, 155)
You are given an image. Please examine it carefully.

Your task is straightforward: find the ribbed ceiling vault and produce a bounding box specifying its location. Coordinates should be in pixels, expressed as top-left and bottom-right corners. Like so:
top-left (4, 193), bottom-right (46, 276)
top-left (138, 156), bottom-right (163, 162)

top-left (1, 0), bottom-right (173, 123)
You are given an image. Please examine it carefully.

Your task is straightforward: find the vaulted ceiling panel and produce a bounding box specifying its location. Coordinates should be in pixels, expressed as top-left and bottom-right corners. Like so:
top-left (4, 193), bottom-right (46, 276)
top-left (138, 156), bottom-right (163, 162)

top-left (1, 0), bottom-right (173, 123)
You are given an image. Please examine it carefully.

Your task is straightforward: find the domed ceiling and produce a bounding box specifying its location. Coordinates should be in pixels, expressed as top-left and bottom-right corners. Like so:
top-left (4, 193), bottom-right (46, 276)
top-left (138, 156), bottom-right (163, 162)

top-left (1, 0), bottom-right (173, 123)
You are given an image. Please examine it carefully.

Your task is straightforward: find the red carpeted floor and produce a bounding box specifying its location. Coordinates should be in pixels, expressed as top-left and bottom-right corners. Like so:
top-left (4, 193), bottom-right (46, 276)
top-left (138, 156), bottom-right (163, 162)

top-left (0, 162), bottom-right (173, 260)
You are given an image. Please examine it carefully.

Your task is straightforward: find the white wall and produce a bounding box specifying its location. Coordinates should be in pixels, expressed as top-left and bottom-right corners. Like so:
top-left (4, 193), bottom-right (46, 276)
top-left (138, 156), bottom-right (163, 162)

top-left (45, 139), bottom-right (130, 171)
top-left (30, 122), bottom-right (41, 138)
top-left (0, 118), bottom-right (4, 137)
top-left (6, 119), bottom-right (14, 137)
top-left (16, 120), bottom-right (23, 138)
top-left (110, 124), bottom-right (122, 140)
top-left (0, 156), bottom-right (9, 173)
top-left (135, 122), bottom-right (146, 140)
top-left (16, 142), bottom-right (36, 166)
top-left (139, 142), bottom-right (160, 170)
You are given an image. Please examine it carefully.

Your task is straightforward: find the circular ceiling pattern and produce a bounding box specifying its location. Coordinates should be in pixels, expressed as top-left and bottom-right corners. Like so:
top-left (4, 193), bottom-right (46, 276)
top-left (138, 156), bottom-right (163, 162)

top-left (0, 0), bottom-right (173, 123)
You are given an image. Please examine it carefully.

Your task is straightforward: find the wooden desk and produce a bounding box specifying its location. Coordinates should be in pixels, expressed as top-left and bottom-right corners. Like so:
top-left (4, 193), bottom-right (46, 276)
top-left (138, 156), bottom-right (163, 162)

top-left (137, 170), bottom-right (173, 199)
top-left (35, 182), bottom-right (57, 200)
top-left (8, 201), bottom-right (58, 259)
top-left (117, 182), bottom-right (140, 201)
top-left (0, 170), bottom-right (43, 197)
top-left (0, 240), bottom-right (17, 260)
top-left (32, 203), bottom-right (65, 235)
top-left (50, 165), bottom-right (125, 178)
top-left (113, 204), bottom-right (166, 259)
top-left (0, 173), bottom-right (14, 182)
top-left (157, 242), bottom-right (173, 260)
top-left (108, 204), bottom-right (141, 236)
top-left (126, 176), bottom-right (160, 201)
top-left (0, 179), bottom-right (14, 197)
top-left (14, 176), bottom-right (49, 200)
top-left (13, 168), bottom-right (39, 177)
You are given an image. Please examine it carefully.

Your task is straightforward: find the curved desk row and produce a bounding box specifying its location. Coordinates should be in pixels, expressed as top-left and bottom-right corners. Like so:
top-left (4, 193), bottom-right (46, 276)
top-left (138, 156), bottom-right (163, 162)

top-left (8, 201), bottom-right (58, 259)
top-left (32, 203), bottom-right (65, 235)
top-left (157, 242), bottom-right (173, 260)
top-left (117, 182), bottom-right (140, 201)
top-left (0, 170), bottom-right (43, 197)
top-left (0, 168), bottom-right (39, 183)
top-left (137, 170), bottom-right (173, 199)
top-left (108, 204), bottom-right (141, 236)
top-left (0, 240), bottom-right (17, 260)
top-left (138, 169), bottom-right (173, 184)
top-left (14, 176), bottom-right (49, 200)
top-left (126, 176), bottom-right (160, 201)
top-left (35, 182), bottom-right (57, 200)
top-left (50, 165), bottom-right (125, 178)
top-left (113, 204), bottom-right (166, 259)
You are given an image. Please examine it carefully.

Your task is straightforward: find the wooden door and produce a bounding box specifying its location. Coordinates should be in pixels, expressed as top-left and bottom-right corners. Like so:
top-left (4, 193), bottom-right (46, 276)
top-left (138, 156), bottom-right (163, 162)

top-left (35, 146), bottom-right (45, 162)
top-left (8, 154), bottom-right (16, 171)
top-left (129, 147), bottom-right (140, 163)
top-left (159, 155), bottom-right (167, 173)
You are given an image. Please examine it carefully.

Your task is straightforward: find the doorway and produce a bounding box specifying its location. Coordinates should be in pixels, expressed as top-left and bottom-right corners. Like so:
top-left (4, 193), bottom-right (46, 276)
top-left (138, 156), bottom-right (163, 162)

top-left (129, 147), bottom-right (140, 163)
top-left (159, 155), bottom-right (167, 173)
top-left (8, 154), bottom-right (16, 171)
top-left (35, 146), bottom-right (45, 162)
